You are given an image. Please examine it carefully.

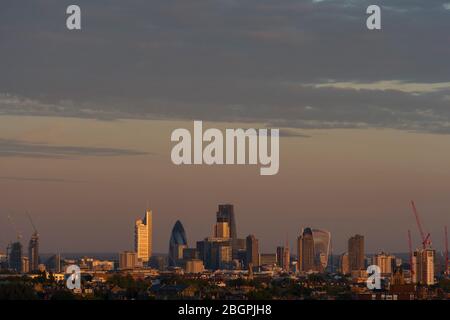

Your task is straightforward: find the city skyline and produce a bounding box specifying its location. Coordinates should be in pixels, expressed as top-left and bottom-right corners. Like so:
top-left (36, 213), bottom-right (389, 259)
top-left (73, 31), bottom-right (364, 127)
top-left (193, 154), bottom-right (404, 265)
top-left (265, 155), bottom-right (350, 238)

top-left (1, 1), bottom-right (450, 255)
top-left (1, 202), bottom-right (447, 257)
top-left (2, 202), bottom-right (446, 300)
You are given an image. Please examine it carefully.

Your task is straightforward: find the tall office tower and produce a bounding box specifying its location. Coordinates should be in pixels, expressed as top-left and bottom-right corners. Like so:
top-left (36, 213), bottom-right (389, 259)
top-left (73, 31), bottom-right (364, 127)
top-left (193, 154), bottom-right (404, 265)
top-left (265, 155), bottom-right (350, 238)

top-left (216, 204), bottom-right (237, 239)
top-left (119, 251), bottom-right (138, 270)
top-left (28, 232), bottom-right (39, 272)
top-left (348, 234), bottom-right (365, 271)
top-left (246, 234), bottom-right (259, 270)
top-left (135, 208), bottom-right (153, 263)
top-left (373, 252), bottom-right (395, 275)
top-left (168, 220), bottom-right (188, 267)
top-left (296, 236), bottom-right (303, 271)
top-left (276, 246), bottom-right (290, 271)
top-left (298, 228), bottom-right (315, 272)
top-left (276, 246), bottom-right (284, 267)
top-left (413, 249), bottom-right (435, 285)
top-left (311, 229), bottom-right (331, 270)
top-left (214, 222), bottom-right (230, 239)
top-left (283, 246), bottom-right (290, 271)
top-left (411, 252), bottom-right (417, 283)
top-left (340, 252), bottom-right (350, 274)
top-left (7, 242), bottom-right (22, 272)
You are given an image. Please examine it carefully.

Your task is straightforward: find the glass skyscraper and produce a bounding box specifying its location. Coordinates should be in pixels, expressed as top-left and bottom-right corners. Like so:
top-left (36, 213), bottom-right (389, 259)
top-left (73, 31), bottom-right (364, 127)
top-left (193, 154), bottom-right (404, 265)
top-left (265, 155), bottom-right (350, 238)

top-left (168, 220), bottom-right (188, 267)
top-left (216, 204), bottom-right (237, 239)
top-left (299, 227), bottom-right (315, 272)
top-left (311, 229), bottom-right (331, 270)
top-left (8, 242), bottom-right (22, 272)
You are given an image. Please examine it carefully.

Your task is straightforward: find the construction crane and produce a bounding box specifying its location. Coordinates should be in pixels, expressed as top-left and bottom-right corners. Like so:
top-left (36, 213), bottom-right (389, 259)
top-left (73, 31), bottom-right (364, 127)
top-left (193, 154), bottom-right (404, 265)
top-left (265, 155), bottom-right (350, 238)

top-left (410, 201), bottom-right (432, 249)
top-left (408, 230), bottom-right (414, 276)
top-left (26, 211), bottom-right (38, 235)
top-left (445, 226), bottom-right (448, 277)
top-left (7, 213), bottom-right (22, 241)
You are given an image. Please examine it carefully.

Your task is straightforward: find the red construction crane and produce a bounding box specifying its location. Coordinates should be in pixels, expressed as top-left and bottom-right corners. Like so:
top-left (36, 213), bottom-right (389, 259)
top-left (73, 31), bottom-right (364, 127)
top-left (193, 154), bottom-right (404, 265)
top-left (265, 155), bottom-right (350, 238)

top-left (445, 226), bottom-right (448, 276)
top-left (410, 201), bottom-right (431, 249)
top-left (408, 230), bottom-right (414, 276)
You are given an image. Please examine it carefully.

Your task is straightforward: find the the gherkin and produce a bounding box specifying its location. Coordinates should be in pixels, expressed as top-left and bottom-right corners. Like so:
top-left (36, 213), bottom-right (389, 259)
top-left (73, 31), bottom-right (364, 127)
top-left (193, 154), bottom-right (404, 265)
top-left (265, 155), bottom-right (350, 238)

top-left (168, 220), bottom-right (188, 267)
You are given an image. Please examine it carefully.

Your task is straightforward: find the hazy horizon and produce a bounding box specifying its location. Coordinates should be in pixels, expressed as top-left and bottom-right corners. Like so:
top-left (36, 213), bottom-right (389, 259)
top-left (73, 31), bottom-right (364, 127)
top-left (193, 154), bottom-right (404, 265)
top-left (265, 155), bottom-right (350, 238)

top-left (1, 1), bottom-right (449, 255)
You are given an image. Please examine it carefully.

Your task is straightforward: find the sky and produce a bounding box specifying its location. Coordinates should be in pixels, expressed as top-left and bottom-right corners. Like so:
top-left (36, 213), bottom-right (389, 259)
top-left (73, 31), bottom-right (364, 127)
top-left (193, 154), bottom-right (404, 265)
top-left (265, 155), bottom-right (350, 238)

top-left (0, 0), bottom-right (449, 255)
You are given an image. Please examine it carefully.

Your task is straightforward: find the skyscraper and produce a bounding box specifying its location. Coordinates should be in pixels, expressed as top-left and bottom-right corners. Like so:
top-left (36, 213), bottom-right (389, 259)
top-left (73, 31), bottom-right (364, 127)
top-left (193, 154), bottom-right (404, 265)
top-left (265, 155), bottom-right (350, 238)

top-left (348, 234), bottom-right (365, 271)
top-left (297, 228), bottom-right (315, 272)
top-left (28, 232), bottom-right (39, 272)
top-left (339, 252), bottom-right (350, 275)
top-left (283, 246), bottom-right (290, 271)
top-left (413, 248), bottom-right (435, 285)
top-left (277, 246), bottom-right (284, 268)
top-left (7, 242), bottom-right (22, 272)
top-left (135, 208), bottom-right (153, 263)
top-left (216, 204), bottom-right (245, 260)
top-left (276, 245), bottom-right (290, 271)
top-left (311, 229), bottom-right (331, 270)
top-left (296, 236), bottom-right (302, 272)
top-left (246, 234), bottom-right (259, 270)
top-left (216, 204), bottom-right (237, 239)
top-left (373, 252), bottom-right (395, 275)
top-left (168, 220), bottom-right (188, 267)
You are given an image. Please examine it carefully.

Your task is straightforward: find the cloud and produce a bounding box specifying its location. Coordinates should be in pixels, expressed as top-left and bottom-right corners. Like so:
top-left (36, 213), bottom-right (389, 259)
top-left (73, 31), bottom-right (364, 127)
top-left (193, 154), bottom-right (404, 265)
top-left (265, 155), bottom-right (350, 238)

top-left (0, 93), bottom-right (123, 120)
top-left (306, 81), bottom-right (450, 94)
top-left (0, 176), bottom-right (86, 183)
top-left (245, 128), bottom-right (311, 138)
top-left (0, 139), bottom-right (150, 159)
top-left (0, 1), bottom-right (450, 134)
top-left (279, 129), bottom-right (311, 138)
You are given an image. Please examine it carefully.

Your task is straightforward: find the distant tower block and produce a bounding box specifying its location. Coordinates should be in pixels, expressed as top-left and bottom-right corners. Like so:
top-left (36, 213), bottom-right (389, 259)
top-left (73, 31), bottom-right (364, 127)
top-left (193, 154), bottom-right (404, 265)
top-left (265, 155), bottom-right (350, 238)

top-left (298, 228), bottom-right (315, 272)
top-left (135, 209), bottom-right (153, 263)
top-left (246, 235), bottom-right (259, 270)
top-left (348, 234), bottom-right (365, 271)
top-left (216, 204), bottom-right (237, 239)
top-left (311, 229), bottom-right (331, 270)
